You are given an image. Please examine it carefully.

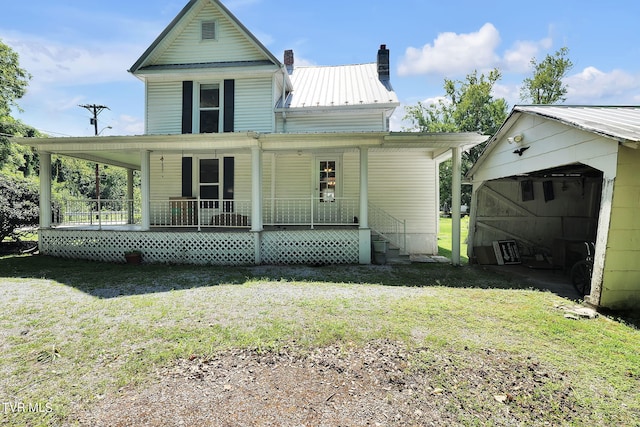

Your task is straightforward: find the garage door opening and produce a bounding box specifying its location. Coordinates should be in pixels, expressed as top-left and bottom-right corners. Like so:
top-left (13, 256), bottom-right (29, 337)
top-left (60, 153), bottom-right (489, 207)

top-left (469, 163), bottom-right (603, 282)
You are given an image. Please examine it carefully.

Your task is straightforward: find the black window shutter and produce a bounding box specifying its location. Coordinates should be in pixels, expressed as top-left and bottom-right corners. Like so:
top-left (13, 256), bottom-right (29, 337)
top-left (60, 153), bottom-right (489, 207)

top-left (223, 157), bottom-right (234, 212)
top-left (181, 157), bottom-right (193, 197)
top-left (223, 79), bottom-right (235, 133)
top-left (182, 81), bottom-right (193, 134)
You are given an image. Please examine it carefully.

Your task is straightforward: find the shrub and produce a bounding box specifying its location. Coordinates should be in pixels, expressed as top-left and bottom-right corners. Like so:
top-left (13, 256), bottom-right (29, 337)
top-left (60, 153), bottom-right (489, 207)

top-left (0, 173), bottom-right (39, 241)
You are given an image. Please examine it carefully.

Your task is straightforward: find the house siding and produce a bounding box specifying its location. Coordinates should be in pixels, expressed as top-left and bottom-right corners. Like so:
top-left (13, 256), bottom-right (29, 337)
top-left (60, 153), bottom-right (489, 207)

top-left (471, 115), bottom-right (619, 183)
top-left (601, 145), bottom-right (640, 309)
top-left (146, 82), bottom-right (183, 135)
top-left (153, 1), bottom-right (266, 66)
top-left (235, 77), bottom-right (274, 132)
top-left (278, 112), bottom-right (386, 133)
top-left (369, 150), bottom-right (437, 254)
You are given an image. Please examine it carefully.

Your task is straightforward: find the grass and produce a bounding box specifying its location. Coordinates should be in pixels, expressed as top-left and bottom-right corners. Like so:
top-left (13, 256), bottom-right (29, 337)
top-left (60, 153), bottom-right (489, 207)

top-left (438, 215), bottom-right (469, 262)
top-left (1, 254), bottom-right (639, 426)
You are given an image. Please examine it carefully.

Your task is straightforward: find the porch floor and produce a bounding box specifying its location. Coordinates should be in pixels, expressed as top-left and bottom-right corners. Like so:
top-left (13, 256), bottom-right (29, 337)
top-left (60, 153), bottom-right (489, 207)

top-left (52, 225), bottom-right (360, 232)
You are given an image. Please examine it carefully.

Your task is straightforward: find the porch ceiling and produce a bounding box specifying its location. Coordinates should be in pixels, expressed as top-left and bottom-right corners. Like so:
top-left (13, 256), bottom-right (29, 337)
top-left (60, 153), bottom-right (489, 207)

top-left (16, 131), bottom-right (487, 169)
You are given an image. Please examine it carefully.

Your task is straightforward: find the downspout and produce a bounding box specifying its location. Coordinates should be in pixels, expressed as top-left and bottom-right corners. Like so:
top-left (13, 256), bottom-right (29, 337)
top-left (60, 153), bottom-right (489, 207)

top-left (282, 68), bottom-right (287, 133)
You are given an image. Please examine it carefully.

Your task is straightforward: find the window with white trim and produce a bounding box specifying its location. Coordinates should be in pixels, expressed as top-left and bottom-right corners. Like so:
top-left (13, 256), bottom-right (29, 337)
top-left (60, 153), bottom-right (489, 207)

top-left (199, 83), bottom-right (220, 133)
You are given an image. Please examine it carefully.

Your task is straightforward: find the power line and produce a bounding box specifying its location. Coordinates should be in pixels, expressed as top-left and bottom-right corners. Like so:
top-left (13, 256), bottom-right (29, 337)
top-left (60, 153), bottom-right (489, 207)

top-left (78, 104), bottom-right (109, 136)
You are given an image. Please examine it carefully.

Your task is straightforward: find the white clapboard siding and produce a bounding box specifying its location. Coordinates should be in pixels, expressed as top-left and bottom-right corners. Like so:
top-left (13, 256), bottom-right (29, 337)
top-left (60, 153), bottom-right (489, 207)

top-left (274, 153), bottom-right (312, 197)
top-left (342, 151), bottom-right (360, 200)
top-left (279, 111), bottom-right (387, 133)
top-left (153, 2), bottom-right (266, 66)
top-left (235, 78), bottom-right (274, 132)
top-left (146, 82), bottom-right (183, 134)
top-left (368, 150), bottom-right (436, 235)
top-left (473, 115), bottom-right (619, 183)
top-left (150, 153), bottom-right (183, 201)
top-left (233, 154), bottom-right (252, 201)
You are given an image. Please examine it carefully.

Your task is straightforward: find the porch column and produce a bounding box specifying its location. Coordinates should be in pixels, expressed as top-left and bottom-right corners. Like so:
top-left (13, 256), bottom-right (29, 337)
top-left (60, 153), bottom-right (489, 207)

top-left (140, 150), bottom-right (151, 231)
top-left (39, 151), bottom-right (52, 229)
top-left (127, 169), bottom-right (134, 224)
top-left (358, 147), bottom-right (371, 264)
top-left (251, 145), bottom-right (263, 264)
top-left (451, 146), bottom-right (462, 266)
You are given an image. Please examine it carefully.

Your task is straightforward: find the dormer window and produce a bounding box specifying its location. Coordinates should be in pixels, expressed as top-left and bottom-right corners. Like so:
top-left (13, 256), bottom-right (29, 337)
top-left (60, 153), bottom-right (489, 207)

top-left (201, 21), bottom-right (216, 40)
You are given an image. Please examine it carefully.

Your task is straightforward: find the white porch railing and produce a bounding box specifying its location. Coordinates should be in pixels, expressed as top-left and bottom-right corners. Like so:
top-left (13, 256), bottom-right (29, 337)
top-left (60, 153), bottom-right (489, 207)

top-left (263, 197), bottom-right (360, 228)
top-left (150, 199), bottom-right (252, 228)
top-left (53, 199), bottom-right (139, 226)
top-left (368, 203), bottom-right (407, 254)
top-left (50, 199), bottom-right (402, 246)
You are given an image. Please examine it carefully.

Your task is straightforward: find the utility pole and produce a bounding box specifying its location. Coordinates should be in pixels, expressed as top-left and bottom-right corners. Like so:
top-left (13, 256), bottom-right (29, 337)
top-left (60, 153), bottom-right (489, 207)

top-left (79, 104), bottom-right (109, 136)
top-left (79, 104), bottom-right (109, 226)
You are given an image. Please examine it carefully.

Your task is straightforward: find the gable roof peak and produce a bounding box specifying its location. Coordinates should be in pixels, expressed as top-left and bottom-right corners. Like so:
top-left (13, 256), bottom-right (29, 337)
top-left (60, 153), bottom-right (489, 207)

top-left (129, 0), bottom-right (281, 74)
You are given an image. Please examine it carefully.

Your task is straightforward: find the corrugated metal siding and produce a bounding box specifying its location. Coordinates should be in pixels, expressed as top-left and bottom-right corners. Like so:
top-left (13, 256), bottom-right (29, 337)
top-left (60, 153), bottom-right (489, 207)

top-left (601, 145), bottom-right (640, 308)
top-left (280, 112), bottom-right (385, 133)
top-left (368, 151), bottom-right (436, 235)
top-left (154, 2), bottom-right (266, 65)
top-left (235, 78), bottom-right (274, 132)
top-left (147, 82), bottom-right (182, 134)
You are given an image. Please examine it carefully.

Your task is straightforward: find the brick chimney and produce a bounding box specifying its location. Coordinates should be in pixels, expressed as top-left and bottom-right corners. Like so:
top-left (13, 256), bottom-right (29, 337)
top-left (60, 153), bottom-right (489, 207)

top-left (377, 44), bottom-right (390, 81)
top-left (284, 49), bottom-right (294, 74)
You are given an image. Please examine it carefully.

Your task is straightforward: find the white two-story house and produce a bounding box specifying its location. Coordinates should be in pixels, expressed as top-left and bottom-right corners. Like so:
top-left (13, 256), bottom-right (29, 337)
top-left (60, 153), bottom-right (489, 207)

top-left (20, 0), bottom-right (485, 265)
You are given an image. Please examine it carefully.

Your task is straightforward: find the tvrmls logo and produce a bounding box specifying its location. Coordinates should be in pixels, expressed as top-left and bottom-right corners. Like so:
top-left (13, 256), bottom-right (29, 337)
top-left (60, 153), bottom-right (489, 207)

top-left (1, 401), bottom-right (54, 414)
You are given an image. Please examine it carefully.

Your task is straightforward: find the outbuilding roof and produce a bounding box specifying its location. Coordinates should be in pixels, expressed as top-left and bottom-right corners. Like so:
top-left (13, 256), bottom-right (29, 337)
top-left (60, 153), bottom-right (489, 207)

top-left (281, 63), bottom-right (399, 111)
top-left (467, 105), bottom-right (640, 178)
top-left (515, 105), bottom-right (640, 144)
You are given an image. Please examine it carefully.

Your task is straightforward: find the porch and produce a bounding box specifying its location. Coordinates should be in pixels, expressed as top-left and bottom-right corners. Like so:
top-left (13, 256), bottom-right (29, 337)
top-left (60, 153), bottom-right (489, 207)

top-left (46, 196), bottom-right (405, 265)
top-left (23, 131), bottom-right (487, 265)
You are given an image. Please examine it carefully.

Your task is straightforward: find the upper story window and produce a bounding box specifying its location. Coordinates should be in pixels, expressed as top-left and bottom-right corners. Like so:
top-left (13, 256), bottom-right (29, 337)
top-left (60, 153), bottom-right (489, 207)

top-left (201, 21), bottom-right (216, 41)
top-left (199, 83), bottom-right (220, 133)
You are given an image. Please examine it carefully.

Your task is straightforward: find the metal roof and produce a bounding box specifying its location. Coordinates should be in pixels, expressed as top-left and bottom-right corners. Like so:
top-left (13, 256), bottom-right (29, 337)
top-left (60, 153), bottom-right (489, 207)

top-left (466, 105), bottom-right (640, 179)
top-left (515, 105), bottom-right (640, 143)
top-left (283, 63), bottom-right (399, 110)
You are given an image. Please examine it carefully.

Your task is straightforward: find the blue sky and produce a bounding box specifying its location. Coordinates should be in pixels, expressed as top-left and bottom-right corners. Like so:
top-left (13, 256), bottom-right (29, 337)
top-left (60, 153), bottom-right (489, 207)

top-left (2, 0), bottom-right (639, 136)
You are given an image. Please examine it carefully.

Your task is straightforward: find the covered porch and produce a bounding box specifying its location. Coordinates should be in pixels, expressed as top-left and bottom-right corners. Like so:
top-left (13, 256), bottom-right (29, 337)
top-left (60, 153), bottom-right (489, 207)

top-left (21, 131), bottom-right (486, 265)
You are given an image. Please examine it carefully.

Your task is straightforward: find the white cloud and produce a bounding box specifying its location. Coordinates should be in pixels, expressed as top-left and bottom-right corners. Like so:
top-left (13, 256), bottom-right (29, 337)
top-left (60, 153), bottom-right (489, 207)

top-left (503, 37), bottom-right (553, 73)
top-left (5, 34), bottom-right (142, 92)
top-left (566, 67), bottom-right (640, 104)
top-left (398, 23), bottom-right (501, 76)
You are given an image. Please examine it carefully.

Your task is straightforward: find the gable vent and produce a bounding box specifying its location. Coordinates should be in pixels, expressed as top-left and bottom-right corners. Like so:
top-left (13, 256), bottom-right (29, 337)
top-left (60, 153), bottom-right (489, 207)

top-left (202, 21), bottom-right (216, 40)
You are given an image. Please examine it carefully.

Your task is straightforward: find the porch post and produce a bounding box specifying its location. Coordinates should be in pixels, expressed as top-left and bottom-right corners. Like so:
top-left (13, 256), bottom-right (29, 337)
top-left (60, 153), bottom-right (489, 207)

top-left (140, 150), bottom-right (151, 231)
top-left (451, 146), bottom-right (462, 266)
top-left (358, 147), bottom-right (371, 264)
top-left (39, 151), bottom-right (52, 230)
top-left (251, 145), bottom-right (263, 264)
top-left (127, 169), bottom-right (134, 224)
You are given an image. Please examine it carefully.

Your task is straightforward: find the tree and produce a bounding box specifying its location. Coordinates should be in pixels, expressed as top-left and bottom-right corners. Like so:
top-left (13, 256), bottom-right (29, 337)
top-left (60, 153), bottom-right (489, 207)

top-left (404, 69), bottom-right (508, 208)
top-left (0, 39), bottom-right (31, 116)
top-left (520, 47), bottom-right (573, 104)
top-left (0, 174), bottom-right (39, 241)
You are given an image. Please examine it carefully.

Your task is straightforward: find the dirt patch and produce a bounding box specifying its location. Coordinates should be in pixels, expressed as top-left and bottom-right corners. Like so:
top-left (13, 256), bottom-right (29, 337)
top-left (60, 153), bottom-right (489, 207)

top-left (72, 340), bottom-right (580, 426)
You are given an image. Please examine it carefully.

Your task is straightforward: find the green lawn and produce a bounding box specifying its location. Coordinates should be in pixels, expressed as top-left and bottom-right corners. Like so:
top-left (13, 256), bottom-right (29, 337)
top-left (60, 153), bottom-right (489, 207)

top-left (0, 254), bottom-right (638, 426)
top-left (438, 216), bottom-right (469, 262)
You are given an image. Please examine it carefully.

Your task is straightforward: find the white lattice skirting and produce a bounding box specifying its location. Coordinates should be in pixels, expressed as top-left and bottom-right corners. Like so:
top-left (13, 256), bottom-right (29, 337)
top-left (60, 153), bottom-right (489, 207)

top-left (39, 229), bottom-right (360, 265)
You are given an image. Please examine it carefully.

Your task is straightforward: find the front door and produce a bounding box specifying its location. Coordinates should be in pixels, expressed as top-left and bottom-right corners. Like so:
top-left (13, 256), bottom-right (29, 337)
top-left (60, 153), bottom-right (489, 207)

top-left (315, 158), bottom-right (341, 223)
